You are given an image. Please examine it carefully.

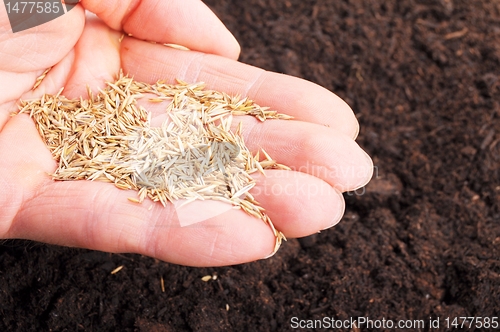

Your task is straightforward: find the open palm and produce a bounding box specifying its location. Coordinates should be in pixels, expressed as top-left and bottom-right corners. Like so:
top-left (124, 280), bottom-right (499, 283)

top-left (0, 0), bottom-right (372, 266)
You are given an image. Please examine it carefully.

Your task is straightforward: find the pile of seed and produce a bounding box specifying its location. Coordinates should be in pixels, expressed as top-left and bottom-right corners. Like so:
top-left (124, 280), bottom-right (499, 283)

top-left (19, 73), bottom-right (292, 253)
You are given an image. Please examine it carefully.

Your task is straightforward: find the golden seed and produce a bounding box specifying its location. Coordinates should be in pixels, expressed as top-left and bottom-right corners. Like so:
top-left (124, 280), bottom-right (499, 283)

top-left (164, 43), bottom-right (190, 51)
top-left (19, 72), bottom-right (291, 254)
top-left (32, 67), bottom-right (51, 90)
top-left (111, 265), bottom-right (124, 274)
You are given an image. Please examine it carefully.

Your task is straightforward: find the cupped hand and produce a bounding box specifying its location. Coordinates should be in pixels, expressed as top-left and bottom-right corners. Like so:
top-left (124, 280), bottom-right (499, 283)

top-left (0, 0), bottom-right (372, 266)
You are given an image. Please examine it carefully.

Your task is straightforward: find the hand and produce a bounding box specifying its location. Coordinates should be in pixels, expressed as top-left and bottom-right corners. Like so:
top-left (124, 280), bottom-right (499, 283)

top-left (0, 0), bottom-right (373, 266)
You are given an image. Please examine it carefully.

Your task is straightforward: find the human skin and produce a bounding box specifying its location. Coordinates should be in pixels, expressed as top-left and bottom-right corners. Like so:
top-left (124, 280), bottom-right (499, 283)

top-left (0, 0), bottom-right (373, 266)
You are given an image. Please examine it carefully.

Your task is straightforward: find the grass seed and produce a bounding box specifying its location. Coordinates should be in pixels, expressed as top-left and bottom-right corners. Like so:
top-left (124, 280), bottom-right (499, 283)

top-left (19, 72), bottom-right (292, 255)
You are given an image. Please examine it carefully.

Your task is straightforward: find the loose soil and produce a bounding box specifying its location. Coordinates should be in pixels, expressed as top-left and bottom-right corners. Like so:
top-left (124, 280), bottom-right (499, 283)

top-left (1, 0), bottom-right (499, 331)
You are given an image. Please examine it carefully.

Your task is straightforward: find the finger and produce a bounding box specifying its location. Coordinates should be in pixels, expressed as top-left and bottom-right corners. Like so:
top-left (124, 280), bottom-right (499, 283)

top-left (8, 180), bottom-right (276, 267)
top-left (236, 116), bottom-right (373, 192)
top-left (250, 170), bottom-right (345, 238)
top-left (81, 0), bottom-right (240, 59)
top-left (120, 39), bottom-right (359, 139)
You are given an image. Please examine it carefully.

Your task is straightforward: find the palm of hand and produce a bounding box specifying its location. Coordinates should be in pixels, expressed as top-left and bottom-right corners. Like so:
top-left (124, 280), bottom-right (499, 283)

top-left (0, 1), bottom-right (372, 266)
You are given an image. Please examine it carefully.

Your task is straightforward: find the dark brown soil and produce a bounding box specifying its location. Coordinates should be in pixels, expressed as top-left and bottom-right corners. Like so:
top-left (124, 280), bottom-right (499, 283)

top-left (2, 0), bottom-right (500, 331)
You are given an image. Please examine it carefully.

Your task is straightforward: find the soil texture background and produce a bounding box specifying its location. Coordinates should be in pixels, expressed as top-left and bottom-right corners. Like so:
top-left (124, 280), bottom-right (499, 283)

top-left (1, 0), bottom-right (500, 331)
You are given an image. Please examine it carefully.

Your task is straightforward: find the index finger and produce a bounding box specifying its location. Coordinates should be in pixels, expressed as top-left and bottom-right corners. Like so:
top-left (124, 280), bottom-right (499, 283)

top-left (121, 39), bottom-right (360, 139)
top-left (81, 0), bottom-right (240, 59)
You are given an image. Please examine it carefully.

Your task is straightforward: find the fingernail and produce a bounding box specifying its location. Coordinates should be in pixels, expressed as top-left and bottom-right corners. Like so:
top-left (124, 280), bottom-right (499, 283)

top-left (352, 122), bottom-right (360, 140)
top-left (352, 149), bottom-right (374, 190)
top-left (322, 189), bottom-right (345, 230)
